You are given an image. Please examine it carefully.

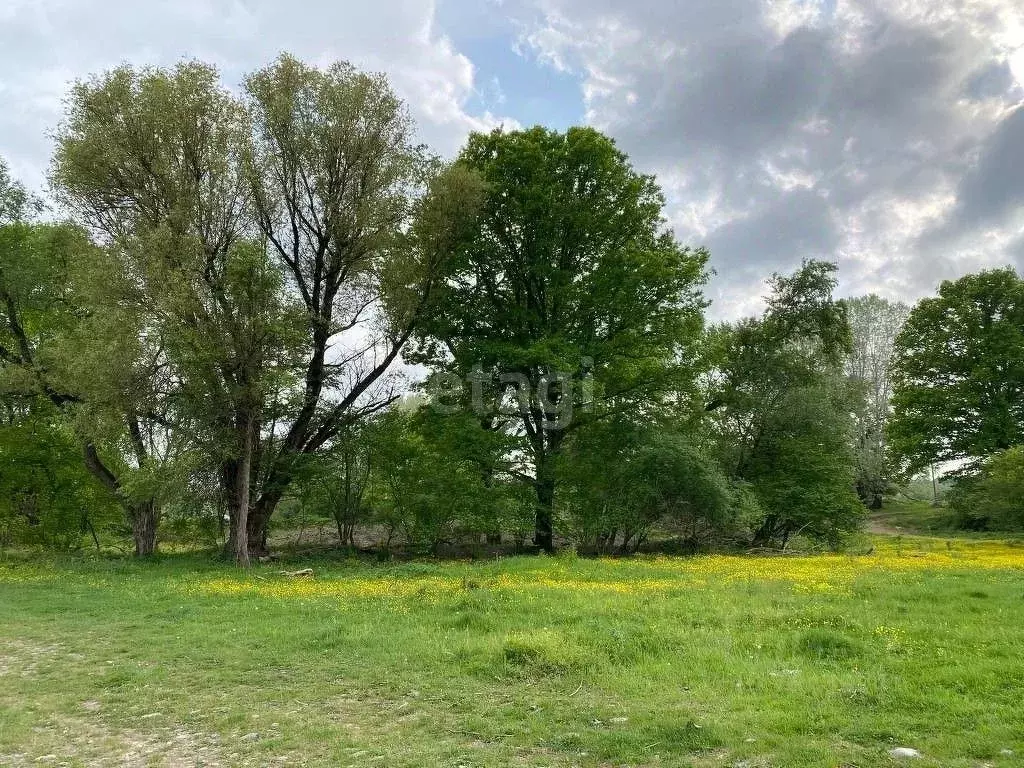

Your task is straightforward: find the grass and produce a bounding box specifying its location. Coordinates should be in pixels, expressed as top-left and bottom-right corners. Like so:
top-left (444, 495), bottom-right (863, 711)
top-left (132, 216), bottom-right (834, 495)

top-left (2, 538), bottom-right (1024, 766)
top-left (869, 497), bottom-right (959, 536)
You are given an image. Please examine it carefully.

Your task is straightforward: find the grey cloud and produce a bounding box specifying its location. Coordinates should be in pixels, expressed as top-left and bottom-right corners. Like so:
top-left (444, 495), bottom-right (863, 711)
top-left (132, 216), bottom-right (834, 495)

top-left (516, 0), bottom-right (1024, 316)
top-left (706, 188), bottom-right (839, 274)
top-left (945, 106), bottom-right (1024, 231)
top-left (1008, 234), bottom-right (1024, 272)
top-left (964, 60), bottom-right (1019, 100)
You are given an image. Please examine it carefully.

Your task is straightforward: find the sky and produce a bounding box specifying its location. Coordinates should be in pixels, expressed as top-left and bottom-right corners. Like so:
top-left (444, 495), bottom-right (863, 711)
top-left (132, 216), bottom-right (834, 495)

top-left (1, 0), bottom-right (1022, 318)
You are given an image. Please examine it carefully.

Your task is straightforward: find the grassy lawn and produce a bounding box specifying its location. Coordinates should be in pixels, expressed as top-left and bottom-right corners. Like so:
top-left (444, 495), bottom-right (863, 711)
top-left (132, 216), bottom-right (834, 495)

top-left (2, 538), bottom-right (1024, 767)
top-left (868, 498), bottom-right (959, 536)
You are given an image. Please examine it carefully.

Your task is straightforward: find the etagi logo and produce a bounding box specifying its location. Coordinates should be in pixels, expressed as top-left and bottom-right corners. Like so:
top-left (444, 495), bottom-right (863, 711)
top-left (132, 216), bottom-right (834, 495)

top-left (426, 360), bottom-right (595, 430)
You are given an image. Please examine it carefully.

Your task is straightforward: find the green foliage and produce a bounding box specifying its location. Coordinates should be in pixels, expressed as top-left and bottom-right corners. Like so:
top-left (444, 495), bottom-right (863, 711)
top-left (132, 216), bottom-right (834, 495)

top-left (707, 261), bottom-right (862, 547)
top-left (413, 126), bottom-right (710, 548)
top-left (890, 268), bottom-right (1024, 474)
top-left (948, 446), bottom-right (1024, 531)
top-left (560, 422), bottom-right (734, 552)
top-left (741, 377), bottom-right (865, 546)
top-left (0, 406), bottom-right (118, 549)
top-left (366, 408), bottom-right (530, 552)
top-left (287, 422), bottom-right (373, 546)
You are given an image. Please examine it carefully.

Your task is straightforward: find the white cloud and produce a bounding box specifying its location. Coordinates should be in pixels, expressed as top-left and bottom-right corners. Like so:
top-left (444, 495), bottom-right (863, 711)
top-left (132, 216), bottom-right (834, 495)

top-left (0, 0), bottom-right (515, 190)
top-left (513, 0), bottom-right (1024, 316)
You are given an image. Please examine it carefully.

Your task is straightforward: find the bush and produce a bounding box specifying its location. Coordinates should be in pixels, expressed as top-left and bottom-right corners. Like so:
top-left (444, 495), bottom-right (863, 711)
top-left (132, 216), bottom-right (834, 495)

top-left (0, 412), bottom-right (119, 550)
top-left (948, 447), bottom-right (1024, 531)
top-left (367, 409), bottom-right (532, 552)
top-left (560, 425), bottom-right (735, 553)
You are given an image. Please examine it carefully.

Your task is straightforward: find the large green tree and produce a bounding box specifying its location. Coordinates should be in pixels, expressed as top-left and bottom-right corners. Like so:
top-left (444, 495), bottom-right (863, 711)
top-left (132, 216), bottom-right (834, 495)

top-left (52, 56), bottom-right (470, 562)
top-left (706, 261), bottom-right (863, 546)
top-left (889, 268), bottom-right (1024, 474)
top-left (413, 126), bottom-right (709, 551)
top-left (52, 62), bottom-right (295, 565)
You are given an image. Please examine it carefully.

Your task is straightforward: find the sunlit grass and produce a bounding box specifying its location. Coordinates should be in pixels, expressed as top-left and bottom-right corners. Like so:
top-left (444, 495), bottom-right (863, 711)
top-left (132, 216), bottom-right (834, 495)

top-left (2, 537), bottom-right (1023, 767)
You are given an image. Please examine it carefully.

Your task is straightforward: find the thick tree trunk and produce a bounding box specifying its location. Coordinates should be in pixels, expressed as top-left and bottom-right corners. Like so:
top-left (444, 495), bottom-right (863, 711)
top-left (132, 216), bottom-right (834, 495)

top-left (534, 471), bottom-right (555, 553)
top-left (531, 427), bottom-right (563, 553)
top-left (131, 500), bottom-right (159, 556)
top-left (234, 418), bottom-right (254, 567)
top-left (247, 489), bottom-right (281, 557)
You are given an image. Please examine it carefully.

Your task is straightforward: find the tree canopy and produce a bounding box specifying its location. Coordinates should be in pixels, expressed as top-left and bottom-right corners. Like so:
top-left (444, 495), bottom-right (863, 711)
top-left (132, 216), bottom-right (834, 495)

top-left (889, 268), bottom-right (1024, 474)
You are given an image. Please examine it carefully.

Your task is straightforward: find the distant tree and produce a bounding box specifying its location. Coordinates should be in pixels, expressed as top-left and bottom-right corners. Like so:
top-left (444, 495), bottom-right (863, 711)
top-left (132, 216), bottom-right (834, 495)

top-left (559, 419), bottom-right (733, 553)
top-left (707, 261), bottom-right (863, 547)
top-left (365, 407), bottom-right (522, 554)
top-left (289, 422), bottom-right (372, 547)
top-left (412, 126), bottom-right (709, 551)
top-left (844, 295), bottom-right (910, 508)
top-left (889, 268), bottom-right (1024, 474)
top-left (0, 401), bottom-right (119, 550)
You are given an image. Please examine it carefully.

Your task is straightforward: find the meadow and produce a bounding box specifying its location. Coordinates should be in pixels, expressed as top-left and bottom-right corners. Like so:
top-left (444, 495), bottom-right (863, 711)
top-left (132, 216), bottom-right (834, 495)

top-left (2, 536), bottom-right (1024, 767)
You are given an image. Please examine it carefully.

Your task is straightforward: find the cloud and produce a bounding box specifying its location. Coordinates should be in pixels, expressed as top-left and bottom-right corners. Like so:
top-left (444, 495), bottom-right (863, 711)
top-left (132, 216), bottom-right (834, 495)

top-left (936, 106), bottom-right (1024, 233)
top-left (512, 0), bottom-right (1024, 315)
top-left (2, 0), bottom-right (1022, 316)
top-left (0, 0), bottom-right (516, 190)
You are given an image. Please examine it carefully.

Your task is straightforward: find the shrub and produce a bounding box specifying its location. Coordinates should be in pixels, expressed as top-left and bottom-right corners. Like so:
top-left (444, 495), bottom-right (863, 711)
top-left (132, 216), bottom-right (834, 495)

top-left (948, 447), bottom-right (1024, 531)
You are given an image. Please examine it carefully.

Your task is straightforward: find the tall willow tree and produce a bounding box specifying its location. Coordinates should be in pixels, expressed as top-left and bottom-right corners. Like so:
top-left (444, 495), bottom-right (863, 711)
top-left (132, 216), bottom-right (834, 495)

top-left (412, 127), bottom-right (709, 551)
top-left (52, 63), bottom-right (294, 564)
top-left (53, 56), bottom-right (474, 561)
top-left (241, 55), bottom-right (480, 554)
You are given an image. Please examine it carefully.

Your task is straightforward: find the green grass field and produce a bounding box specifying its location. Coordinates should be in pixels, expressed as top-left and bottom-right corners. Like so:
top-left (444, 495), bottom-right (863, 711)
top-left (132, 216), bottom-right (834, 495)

top-left (2, 537), bottom-right (1024, 767)
top-left (867, 498), bottom-right (958, 536)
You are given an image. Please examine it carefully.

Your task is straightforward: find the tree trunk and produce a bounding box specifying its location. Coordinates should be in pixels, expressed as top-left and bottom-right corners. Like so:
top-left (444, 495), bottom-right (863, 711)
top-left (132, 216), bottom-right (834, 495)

top-left (752, 514), bottom-right (778, 548)
top-left (534, 470), bottom-right (555, 553)
top-left (131, 500), bottom-right (159, 556)
top-left (234, 417), bottom-right (254, 567)
top-left (247, 490), bottom-right (280, 558)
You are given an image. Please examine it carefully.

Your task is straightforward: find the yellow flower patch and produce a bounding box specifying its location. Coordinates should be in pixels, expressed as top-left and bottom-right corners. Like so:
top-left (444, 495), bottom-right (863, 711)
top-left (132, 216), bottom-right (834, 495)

top-left (182, 539), bottom-right (1024, 601)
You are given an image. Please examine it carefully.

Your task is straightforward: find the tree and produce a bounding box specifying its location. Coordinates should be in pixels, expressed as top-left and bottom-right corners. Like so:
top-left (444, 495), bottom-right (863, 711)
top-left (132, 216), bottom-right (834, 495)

top-left (51, 62), bottom-right (296, 565)
top-left (845, 295), bottom-right (910, 507)
top-left (559, 419), bottom-right (733, 553)
top-left (413, 126), bottom-right (709, 551)
top-left (364, 406), bottom-right (524, 554)
top-left (1, 160), bottom-right (168, 555)
top-left (289, 421), bottom-right (372, 547)
top-left (52, 56), bottom-right (476, 562)
top-left (947, 446), bottom-right (1024, 531)
top-left (706, 261), bottom-right (863, 547)
top-left (0, 400), bottom-right (119, 550)
top-left (889, 268), bottom-right (1024, 474)
top-left (241, 55), bottom-right (479, 555)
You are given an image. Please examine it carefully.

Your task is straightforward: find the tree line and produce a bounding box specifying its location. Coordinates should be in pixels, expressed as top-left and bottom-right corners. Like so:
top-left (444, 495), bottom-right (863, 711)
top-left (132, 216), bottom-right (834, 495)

top-left (1, 55), bottom-right (1021, 562)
